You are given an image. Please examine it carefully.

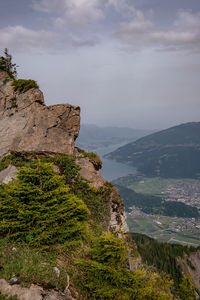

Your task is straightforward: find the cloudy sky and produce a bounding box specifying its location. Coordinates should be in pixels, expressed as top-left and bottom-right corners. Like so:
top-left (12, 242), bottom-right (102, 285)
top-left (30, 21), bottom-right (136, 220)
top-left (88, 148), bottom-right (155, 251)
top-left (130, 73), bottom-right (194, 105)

top-left (0, 0), bottom-right (200, 129)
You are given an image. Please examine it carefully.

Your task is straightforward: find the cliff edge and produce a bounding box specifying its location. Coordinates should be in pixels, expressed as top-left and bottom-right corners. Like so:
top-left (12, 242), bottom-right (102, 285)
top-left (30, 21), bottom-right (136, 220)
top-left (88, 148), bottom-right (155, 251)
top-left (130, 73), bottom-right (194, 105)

top-left (0, 70), bottom-right (80, 157)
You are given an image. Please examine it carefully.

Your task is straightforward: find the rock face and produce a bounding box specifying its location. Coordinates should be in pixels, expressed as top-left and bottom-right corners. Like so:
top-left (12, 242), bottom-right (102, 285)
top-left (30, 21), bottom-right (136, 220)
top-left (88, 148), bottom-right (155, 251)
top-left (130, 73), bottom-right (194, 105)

top-left (76, 156), bottom-right (106, 189)
top-left (0, 279), bottom-right (75, 300)
top-left (177, 250), bottom-right (200, 290)
top-left (0, 71), bottom-right (80, 158)
top-left (0, 70), bottom-right (128, 236)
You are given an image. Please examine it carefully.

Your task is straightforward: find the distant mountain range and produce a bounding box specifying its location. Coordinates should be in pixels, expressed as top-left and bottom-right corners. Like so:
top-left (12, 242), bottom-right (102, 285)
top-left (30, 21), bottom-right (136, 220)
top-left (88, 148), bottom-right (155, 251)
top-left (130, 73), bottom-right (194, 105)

top-left (105, 122), bottom-right (200, 178)
top-left (76, 124), bottom-right (154, 151)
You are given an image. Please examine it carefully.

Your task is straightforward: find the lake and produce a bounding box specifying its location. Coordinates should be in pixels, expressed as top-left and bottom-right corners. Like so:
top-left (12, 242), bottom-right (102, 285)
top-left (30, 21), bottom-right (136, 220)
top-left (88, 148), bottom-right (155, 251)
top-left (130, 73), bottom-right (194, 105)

top-left (95, 144), bottom-right (137, 181)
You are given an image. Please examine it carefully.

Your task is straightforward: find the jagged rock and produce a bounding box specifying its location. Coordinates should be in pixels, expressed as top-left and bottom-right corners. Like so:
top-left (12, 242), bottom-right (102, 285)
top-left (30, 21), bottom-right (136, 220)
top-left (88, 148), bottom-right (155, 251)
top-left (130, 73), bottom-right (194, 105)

top-left (0, 69), bottom-right (129, 243)
top-left (0, 279), bottom-right (75, 300)
top-left (0, 164), bottom-right (17, 183)
top-left (0, 70), bottom-right (80, 158)
top-left (109, 188), bottom-right (129, 233)
top-left (76, 157), bottom-right (106, 189)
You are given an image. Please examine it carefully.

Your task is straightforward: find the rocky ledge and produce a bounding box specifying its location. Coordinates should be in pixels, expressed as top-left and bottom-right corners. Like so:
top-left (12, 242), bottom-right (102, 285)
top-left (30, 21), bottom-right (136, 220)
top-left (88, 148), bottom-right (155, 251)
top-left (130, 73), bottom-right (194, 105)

top-left (0, 71), bottom-right (129, 235)
top-left (0, 70), bottom-right (80, 157)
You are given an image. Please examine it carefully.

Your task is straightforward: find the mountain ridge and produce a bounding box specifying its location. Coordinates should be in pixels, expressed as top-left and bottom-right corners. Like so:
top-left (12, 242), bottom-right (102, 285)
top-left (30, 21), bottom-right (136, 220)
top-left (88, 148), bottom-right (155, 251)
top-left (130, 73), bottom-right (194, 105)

top-left (105, 122), bottom-right (200, 178)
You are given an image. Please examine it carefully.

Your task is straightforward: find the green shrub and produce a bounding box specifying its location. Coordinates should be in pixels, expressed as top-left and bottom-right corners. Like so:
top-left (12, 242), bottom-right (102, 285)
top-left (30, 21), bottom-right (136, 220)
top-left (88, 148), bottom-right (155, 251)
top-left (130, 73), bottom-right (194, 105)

top-left (78, 149), bottom-right (101, 164)
top-left (178, 274), bottom-right (196, 300)
top-left (0, 160), bottom-right (90, 248)
top-left (77, 233), bottom-right (174, 299)
top-left (12, 79), bottom-right (38, 93)
top-left (91, 232), bottom-right (127, 266)
top-left (0, 155), bottom-right (29, 172)
top-left (0, 48), bottom-right (17, 79)
top-left (0, 296), bottom-right (18, 300)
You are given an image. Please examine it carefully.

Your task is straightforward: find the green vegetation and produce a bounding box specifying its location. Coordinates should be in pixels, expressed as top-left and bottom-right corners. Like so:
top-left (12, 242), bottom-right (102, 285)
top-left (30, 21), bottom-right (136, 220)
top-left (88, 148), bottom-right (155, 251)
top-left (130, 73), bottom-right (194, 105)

top-left (0, 154), bottom-right (198, 298)
top-left (0, 49), bottom-right (39, 94)
top-left (90, 232), bottom-right (127, 266)
top-left (179, 274), bottom-right (197, 300)
top-left (0, 296), bottom-right (18, 300)
top-left (12, 79), bottom-right (39, 93)
top-left (77, 232), bottom-right (174, 299)
top-left (0, 48), bottom-right (17, 79)
top-left (0, 160), bottom-right (90, 248)
top-left (115, 184), bottom-right (199, 219)
top-left (0, 239), bottom-right (69, 291)
top-left (77, 148), bottom-right (101, 166)
top-left (131, 233), bottom-right (199, 297)
top-left (0, 154), bottom-right (28, 172)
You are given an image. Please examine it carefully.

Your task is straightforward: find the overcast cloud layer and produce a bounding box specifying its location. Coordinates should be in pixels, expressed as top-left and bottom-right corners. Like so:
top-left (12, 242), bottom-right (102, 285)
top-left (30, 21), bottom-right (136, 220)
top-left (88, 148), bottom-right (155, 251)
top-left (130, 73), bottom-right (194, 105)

top-left (0, 0), bottom-right (200, 129)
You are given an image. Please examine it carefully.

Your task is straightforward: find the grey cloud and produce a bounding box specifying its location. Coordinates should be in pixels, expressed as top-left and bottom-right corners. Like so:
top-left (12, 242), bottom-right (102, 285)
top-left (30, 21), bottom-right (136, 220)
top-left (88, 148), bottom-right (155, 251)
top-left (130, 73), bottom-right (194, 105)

top-left (0, 25), bottom-right (98, 53)
top-left (32, 0), bottom-right (105, 28)
top-left (0, 26), bottom-right (59, 52)
top-left (105, 0), bottom-right (136, 17)
top-left (116, 10), bottom-right (200, 51)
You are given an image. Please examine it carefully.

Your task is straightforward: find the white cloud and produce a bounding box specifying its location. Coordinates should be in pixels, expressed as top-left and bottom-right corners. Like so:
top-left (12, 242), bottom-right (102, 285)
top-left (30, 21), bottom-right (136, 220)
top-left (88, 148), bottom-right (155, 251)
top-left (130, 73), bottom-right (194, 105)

top-left (32, 0), bottom-right (104, 27)
top-left (18, 2), bottom-right (200, 53)
top-left (105, 0), bottom-right (136, 17)
top-left (116, 10), bottom-right (200, 52)
top-left (174, 10), bottom-right (200, 31)
top-left (0, 26), bottom-right (59, 52)
top-left (0, 25), bottom-right (97, 52)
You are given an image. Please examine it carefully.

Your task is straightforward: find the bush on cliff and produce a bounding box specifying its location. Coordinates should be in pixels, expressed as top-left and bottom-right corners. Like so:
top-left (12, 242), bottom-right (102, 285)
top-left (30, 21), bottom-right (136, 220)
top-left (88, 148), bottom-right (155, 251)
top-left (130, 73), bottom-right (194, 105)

top-left (0, 160), bottom-right (90, 248)
top-left (77, 232), bottom-right (174, 299)
top-left (0, 48), bottom-right (17, 79)
top-left (12, 79), bottom-right (39, 93)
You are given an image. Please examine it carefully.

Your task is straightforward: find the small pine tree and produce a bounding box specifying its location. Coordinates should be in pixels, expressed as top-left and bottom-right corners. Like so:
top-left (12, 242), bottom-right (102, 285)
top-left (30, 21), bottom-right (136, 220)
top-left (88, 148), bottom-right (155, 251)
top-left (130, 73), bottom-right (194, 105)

top-left (0, 48), bottom-right (17, 79)
top-left (179, 274), bottom-right (196, 300)
top-left (0, 160), bottom-right (90, 248)
top-left (91, 232), bottom-right (127, 267)
top-left (77, 232), bottom-right (174, 299)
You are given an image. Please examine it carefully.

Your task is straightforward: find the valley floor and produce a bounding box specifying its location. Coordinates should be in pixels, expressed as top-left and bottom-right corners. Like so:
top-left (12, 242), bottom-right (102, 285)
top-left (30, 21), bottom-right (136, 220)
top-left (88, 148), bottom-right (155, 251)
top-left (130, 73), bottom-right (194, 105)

top-left (113, 176), bottom-right (200, 246)
top-left (128, 209), bottom-right (200, 246)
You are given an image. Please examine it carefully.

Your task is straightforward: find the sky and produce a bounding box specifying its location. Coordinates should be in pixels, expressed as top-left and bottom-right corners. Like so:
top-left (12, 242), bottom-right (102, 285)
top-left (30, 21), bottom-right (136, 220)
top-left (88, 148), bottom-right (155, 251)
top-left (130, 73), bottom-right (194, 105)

top-left (0, 0), bottom-right (200, 130)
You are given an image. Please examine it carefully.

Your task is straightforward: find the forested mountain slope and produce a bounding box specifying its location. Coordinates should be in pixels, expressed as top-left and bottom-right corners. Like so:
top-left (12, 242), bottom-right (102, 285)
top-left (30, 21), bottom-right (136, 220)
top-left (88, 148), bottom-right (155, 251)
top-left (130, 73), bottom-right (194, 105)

top-left (105, 122), bottom-right (200, 178)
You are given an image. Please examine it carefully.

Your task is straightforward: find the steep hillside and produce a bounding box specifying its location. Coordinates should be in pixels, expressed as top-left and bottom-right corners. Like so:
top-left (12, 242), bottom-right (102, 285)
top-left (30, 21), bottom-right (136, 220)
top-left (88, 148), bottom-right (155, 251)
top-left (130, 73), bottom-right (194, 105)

top-left (0, 55), bottom-right (199, 299)
top-left (131, 233), bottom-right (200, 292)
top-left (105, 122), bottom-right (200, 178)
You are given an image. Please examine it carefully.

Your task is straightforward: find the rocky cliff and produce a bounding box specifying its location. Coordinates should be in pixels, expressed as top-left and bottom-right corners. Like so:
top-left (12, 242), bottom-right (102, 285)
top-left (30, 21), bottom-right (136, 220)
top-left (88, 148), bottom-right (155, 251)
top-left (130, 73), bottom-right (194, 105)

top-left (0, 69), bottom-right (128, 234)
top-left (0, 69), bottom-right (198, 299)
top-left (0, 70), bottom-right (80, 157)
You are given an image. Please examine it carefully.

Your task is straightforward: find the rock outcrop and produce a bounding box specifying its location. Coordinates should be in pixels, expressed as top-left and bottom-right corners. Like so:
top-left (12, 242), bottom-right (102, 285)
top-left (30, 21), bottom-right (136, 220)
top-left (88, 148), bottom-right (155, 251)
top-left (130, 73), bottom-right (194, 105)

top-left (75, 156), bottom-right (106, 189)
top-left (0, 279), bottom-right (75, 300)
top-left (0, 164), bottom-right (17, 184)
top-left (0, 71), bottom-right (80, 158)
top-left (177, 250), bottom-right (200, 291)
